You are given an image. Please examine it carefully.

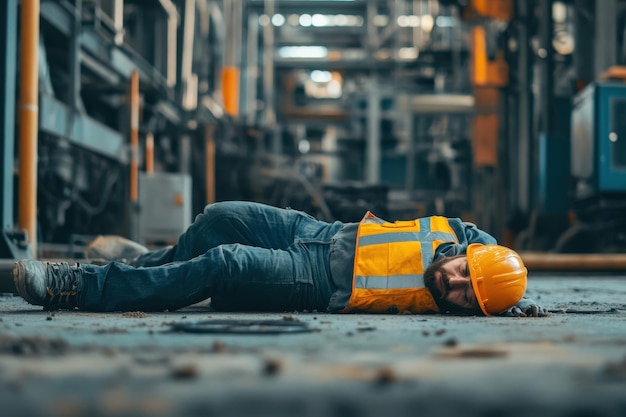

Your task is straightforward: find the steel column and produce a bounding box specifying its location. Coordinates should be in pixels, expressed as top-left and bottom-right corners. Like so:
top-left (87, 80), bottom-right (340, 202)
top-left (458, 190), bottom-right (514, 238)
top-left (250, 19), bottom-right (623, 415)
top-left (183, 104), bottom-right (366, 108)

top-left (205, 124), bottom-right (216, 204)
top-left (404, 105), bottom-right (415, 192)
top-left (0, 0), bottom-right (18, 231)
top-left (366, 75), bottom-right (380, 183)
top-left (245, 11), bottom-right (259, 125)
top-left (573, 0), bottom-right (594, 87)
top-left (263, 0), bottom-right (276, 128)
top-left (594, 0), bottom-right (618, 77)
top-left (516, 0), bottom-right (533, 213)
top-left (129, 70), bottom-right (140, 242)
top-left (540, 0), bottom-right (554, 136)
top-left (222, 0), bottom-right (242, 117)
top-left (69, 0), bottom-right (83, 114)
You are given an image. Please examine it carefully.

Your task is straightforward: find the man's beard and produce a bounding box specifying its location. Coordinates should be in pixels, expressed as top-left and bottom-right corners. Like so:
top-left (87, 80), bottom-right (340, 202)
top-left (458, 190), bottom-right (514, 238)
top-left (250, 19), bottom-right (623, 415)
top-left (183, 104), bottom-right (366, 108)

top-left (423, 255), bottom-right (467, 314)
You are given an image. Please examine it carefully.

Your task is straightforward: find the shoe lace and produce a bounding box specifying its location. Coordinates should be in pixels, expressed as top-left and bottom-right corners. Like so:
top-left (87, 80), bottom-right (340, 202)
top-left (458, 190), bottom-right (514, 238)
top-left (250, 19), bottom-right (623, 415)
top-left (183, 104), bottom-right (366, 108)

top-left (44, 262), bottom-right (80, 308)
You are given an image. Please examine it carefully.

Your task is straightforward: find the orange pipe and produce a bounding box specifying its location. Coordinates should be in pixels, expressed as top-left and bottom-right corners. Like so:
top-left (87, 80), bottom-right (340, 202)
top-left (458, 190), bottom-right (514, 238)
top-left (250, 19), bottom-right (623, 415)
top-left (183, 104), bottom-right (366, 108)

top-left (145, 132), bottom-right (154, 174)
top-left (130, 70), bottom-right (139, 201)
top-left (205, 124), bottom-right (216, 204)
top-left (222, 66), bottom-right (239, 117)
top-left (18, 0), bottom-right (40, 256)
top-left (521, 253), bottom-right (626, 271)
top-left (471, 26), bottom-right (487, 85)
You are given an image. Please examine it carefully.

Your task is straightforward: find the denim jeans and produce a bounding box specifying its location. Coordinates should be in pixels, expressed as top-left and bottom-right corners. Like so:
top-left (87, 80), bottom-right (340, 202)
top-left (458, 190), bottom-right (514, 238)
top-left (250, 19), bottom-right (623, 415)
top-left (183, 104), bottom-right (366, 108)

top-left (78, 202), bottom-right (343, 312)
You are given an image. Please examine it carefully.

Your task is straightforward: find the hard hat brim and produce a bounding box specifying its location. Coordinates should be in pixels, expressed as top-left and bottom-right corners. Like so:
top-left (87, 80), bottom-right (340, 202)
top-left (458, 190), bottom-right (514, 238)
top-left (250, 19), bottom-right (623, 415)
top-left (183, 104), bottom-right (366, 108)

top-left (467, 243), bottom-right (490, 316)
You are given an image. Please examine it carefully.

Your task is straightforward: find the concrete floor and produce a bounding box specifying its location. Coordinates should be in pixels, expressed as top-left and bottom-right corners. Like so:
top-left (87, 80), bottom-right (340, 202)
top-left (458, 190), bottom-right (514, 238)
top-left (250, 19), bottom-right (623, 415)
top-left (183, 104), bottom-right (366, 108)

top-left (0, 274), bottom-right (625, 417)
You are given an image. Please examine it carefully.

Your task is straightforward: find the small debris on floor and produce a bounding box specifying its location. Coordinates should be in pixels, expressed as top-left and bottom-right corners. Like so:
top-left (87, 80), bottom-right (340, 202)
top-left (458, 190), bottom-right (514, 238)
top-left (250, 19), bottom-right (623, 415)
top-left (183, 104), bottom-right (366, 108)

top-left (0, 335), bottom-right (69, 356)
top-left (261, 358), bottom-right (283, 377)
top-left (211, 340), bottom-right (227, 352)
top-left (122, 311), bottom-right (150, 318)
top-left (438, 347), bottom-right (508, 359)
top-left (373, 367), bottom-right (397, 385)
top-left (134, 353), bottom-right (171, 366)
top-left (357, 326), bottom-right (376, 332)
top-left (601, 356), bottom-right (626, 381)
top-left (170, 363), bottom-right (199, 380)
top-left (95, 327), bottom-right (128, 334)
top-left (443, 337), bottom-right (458, 347)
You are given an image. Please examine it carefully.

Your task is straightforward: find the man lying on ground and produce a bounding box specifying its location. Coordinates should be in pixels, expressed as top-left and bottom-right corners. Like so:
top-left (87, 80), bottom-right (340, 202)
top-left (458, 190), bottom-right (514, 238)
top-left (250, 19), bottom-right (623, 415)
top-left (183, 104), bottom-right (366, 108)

top-left (13, 201), bottom-right (546, 317)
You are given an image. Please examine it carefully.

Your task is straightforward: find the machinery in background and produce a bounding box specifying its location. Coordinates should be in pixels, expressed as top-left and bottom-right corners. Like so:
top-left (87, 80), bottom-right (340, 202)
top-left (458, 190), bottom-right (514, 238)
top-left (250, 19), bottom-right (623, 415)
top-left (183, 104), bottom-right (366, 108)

top-left (508, 0), bottom-right (626, 253)
top-left (7, 0), bottom-right (623, 258)
top-left (138, 172), bottom-right (192, 244)
top-left (554, 82), bottom-right (626, 253)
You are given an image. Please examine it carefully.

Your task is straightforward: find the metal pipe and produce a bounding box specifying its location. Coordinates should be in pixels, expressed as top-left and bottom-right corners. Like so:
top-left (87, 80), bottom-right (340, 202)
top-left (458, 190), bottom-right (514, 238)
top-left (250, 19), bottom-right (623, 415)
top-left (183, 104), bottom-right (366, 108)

top-left (222, 0), bottom-right (239, 117)
top-left (521, 253), bottom-right (626, 271)
top-left (113, 0), bottom-right (124, 44)
top-left (540, 0), bottom-right (554, 135)
top-left (205, 124), bottom-right (216, 204)
top-left (404, 100), bottom-right (415, 193)
top-left (365, 75), bottom-right (380, 183)
top-left (516, 0), bottom-right (532, 213)
top-left (69, 0), bottom-right (82, 113)
top-left (246, 11), bottom-right (259, 125)
top-left (222, 67), bottom-right (240, 117)
top-left (181, 0), bottom-right (196, 109)
top-left (594, 0), bottom-right (617, 78)
top-left (130, 70), bottom-right (139, 202)
top-left (366, 0), bottom-right (377, 53)
top-left (145, 132), bottom-right (154, 174)
top-left (18, 0), bottom-right (40, 256)
top-left (163, 0), bottom-right (179, 87)
top-left (263, 0), bottom-right (275, 127)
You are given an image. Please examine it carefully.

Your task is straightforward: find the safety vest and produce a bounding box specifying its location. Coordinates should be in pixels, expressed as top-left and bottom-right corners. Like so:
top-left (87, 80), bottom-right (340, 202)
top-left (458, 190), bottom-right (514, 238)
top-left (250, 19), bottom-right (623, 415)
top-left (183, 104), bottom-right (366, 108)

top-left (342, 212), bottom-right (459, 314)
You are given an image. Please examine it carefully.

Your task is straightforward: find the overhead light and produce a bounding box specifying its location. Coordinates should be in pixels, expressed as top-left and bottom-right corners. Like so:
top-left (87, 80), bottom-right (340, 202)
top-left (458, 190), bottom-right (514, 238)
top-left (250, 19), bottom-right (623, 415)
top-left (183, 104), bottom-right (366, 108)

top-left (310, 70), bottom-right (332, 83)
top-left (553, 1), bottom-right (568, 23)
top-left (299, 14), bottom-right (312, 27)
top-left (258, 14), bottom-right (270, 27)
top-left (335, 14), bottom-right (348, 26)
top-left (421, 14), bottom-right (434, 32)
top-left (398, 15), bottom-right (421, 28)
top-left (373, 15), bottom-right (388, 27)
top-left (398, 47), bottom-right (419, 60)
top-left (271, 14), bottom-right (285, 27)
top-left (346, 15), bottom-right (363, 26)
top-left (435, 16), bottom-right (454, 27)
top-left (312, 14), bottom-right (329, 27)
top-left (288, 14), bottom-right (300, 26)
top-left (278, 46), bottom-right (328, 59)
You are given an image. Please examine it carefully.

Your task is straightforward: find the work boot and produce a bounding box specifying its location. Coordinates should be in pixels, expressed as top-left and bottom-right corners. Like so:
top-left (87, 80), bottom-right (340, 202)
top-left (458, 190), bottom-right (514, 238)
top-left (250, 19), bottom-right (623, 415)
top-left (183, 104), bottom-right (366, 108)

top-left (85, 235), bottom-right (148, 263)
top-left (13, 260), bottom-right (82, 310)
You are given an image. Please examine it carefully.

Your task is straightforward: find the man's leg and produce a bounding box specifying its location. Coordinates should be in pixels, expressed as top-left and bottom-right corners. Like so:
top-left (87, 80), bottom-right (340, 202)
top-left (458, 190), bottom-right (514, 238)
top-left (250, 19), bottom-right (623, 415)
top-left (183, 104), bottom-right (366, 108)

top-left (80, 241), bottom-right (334, 312)
top-left (133, 201), bottom-right (340, 267)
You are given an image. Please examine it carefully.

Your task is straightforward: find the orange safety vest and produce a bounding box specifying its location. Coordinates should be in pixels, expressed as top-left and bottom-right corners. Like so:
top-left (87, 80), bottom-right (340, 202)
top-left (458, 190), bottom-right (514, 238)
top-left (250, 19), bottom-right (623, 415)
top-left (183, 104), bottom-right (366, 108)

top-left (342, 212), bottom-right (459, 314)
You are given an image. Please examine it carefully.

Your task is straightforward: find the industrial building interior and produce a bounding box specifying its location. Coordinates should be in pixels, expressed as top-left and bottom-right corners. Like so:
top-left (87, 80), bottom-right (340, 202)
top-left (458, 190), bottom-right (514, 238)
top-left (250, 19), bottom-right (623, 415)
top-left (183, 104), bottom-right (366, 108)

top-left (0, 0), bottom-right (626, 416)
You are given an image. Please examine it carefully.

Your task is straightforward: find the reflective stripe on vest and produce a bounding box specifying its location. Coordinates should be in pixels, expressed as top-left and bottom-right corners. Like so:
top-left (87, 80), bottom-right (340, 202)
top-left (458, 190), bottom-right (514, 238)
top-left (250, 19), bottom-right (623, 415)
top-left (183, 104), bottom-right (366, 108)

top-left (342, 212), bottom-right (458, 314)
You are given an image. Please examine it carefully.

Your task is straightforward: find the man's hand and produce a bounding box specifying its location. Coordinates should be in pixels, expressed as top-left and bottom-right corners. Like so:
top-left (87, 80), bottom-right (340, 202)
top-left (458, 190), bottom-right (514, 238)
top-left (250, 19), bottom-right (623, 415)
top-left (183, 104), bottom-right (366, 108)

top-left (501, 298), bottom-right (549, 317)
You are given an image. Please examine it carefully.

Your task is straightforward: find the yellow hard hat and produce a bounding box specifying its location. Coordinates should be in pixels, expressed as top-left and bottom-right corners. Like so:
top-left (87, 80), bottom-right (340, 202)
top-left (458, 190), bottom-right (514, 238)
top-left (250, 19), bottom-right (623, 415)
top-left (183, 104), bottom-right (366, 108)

top-left (467, 244), bottom-right (527, 316)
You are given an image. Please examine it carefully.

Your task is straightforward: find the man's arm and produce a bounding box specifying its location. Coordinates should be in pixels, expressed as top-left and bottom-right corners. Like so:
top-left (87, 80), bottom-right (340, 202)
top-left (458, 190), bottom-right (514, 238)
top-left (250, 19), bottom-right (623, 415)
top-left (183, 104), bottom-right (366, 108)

top-left (435, 219), bottom-right (497, 259)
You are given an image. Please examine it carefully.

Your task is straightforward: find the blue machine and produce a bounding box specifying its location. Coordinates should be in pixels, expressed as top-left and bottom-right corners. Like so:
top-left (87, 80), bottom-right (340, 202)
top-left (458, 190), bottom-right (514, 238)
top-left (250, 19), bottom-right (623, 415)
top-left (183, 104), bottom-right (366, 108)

top-left (555, 82), bottom-right (626, 252)
top-left (571, 82), bottom-right (626, 198)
